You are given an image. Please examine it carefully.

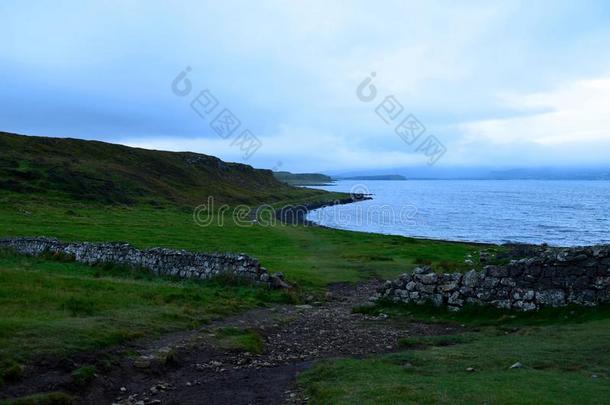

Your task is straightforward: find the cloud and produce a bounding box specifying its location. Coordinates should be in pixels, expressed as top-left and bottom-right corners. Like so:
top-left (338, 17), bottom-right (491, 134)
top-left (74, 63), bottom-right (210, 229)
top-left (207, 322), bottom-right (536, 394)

top-left (460, 76), bottom-right (610, 146)
top-left (2, 1), bottom-right (610, 170)
top-left (118, 124), bottom-right (429, 172)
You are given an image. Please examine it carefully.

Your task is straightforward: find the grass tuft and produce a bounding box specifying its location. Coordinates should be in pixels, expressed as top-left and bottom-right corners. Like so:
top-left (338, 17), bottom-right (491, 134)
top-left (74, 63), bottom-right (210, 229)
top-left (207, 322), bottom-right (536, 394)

top-left (212, 327), bottom-right (264, 354)
top-left (70, 365), bottom-right (96, 387)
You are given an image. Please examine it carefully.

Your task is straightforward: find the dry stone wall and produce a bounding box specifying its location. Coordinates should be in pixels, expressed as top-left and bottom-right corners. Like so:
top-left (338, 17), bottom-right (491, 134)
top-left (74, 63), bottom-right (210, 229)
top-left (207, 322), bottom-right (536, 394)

top-left (373, 245), bottom-right (610, 311)
top-left (0, 237), bottom-right (288, 288)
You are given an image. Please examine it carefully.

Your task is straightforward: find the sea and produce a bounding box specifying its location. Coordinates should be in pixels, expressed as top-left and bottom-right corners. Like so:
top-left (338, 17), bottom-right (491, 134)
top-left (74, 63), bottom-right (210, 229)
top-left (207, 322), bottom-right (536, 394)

top-left (305, 180), bottom-right (610, 247)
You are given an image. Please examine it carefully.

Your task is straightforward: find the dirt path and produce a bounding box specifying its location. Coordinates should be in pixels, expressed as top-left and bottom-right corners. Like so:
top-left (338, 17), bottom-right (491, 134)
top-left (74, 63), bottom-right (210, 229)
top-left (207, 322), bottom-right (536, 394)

top-left (3, 281), bottom-right (460, 404)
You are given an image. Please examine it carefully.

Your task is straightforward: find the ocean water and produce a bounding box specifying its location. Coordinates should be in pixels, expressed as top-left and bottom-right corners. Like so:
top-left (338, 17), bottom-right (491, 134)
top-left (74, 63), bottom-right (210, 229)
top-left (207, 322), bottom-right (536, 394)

top-left (306, 180), bottom-right (610, 246)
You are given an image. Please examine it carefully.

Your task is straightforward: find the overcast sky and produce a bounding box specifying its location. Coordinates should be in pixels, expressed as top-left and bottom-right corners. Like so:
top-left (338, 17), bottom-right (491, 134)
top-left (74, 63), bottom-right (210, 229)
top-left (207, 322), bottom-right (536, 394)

top-left (2, 1), bottom-right (610, 172)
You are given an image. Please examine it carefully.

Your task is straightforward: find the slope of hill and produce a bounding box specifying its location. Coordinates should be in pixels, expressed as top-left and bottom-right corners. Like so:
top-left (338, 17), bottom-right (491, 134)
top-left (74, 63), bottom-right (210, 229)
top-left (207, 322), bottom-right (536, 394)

top-left (273, 171), bottom-right (333, 186)
top-left (0, 132), bottom-right (327, 206)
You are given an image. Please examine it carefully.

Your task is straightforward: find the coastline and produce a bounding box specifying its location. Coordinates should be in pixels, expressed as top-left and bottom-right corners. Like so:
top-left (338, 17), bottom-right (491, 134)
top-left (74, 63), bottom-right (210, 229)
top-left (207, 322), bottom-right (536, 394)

top-left (274, 195), bottom-right (495, 247)
top-left (272, 195), bottom-right (372, 226)
top-left (301, 181), bottom-right (610, 248)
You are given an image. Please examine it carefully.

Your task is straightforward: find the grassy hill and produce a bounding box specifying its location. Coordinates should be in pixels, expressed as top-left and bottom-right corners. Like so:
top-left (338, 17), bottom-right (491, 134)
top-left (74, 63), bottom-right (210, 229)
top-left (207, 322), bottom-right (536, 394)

top-left (273, 171), bottom-right (333, 186)
top-left (0, 132), bottom-right (327, 206)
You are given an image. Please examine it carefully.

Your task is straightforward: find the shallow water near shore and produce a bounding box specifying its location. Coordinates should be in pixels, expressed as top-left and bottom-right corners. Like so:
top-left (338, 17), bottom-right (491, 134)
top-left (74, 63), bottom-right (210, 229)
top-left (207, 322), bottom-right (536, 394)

top-left (306, 180), bottom-right (610, 247)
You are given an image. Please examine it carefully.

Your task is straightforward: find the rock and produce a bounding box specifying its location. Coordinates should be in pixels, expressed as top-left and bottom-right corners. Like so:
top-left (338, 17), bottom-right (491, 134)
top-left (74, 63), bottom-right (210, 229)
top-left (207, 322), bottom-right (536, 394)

top-left (413, 267), bottom-right (429, 275)
top-left (133, 355), bottom-right (154, 369)
top-left (371, 244), bottom-right (610, 311)
top-left (535, 289), bottom-right (566, 307)
top-left (466, 367), bottom-right (476, 372)
top-left (0, 237), bottom-right (278, 287)
top-left (509, 362), bottom-right (524, 369)
top-left (485, 265), bottom-right (508, 278)
top-left (462, 270), bottom-right (480, 288)
top-left (448, 291), bottom-right (464, 307)
top-left (324, 291), bottom-right (334, 301)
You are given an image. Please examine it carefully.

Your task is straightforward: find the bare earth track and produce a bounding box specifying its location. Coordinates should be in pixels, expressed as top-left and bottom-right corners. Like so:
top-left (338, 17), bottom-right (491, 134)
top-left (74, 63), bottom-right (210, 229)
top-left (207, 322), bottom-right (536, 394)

top-left (3, 281), bottom-right (460, 404)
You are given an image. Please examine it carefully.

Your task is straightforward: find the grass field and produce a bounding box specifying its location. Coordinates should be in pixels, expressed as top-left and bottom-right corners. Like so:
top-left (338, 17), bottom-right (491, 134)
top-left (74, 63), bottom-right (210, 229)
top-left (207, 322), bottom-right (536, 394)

top-left (299, 319), bottom-right (610, 404)
top-left (1, 190), bottom-right (609, 403)
top-left (0, 192), bottom-right (477, 288)
top-left (0, 249), bottom-right (290, 384)
top-left (0, 191), bottom-right (477, 383)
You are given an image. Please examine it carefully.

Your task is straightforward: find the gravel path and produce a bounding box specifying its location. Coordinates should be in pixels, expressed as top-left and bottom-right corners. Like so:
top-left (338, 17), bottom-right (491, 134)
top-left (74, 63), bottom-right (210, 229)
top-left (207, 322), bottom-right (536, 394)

top-left (1, 281), bottom-right (459, 404)
top-left (80, 281), bottom-right (458, 405)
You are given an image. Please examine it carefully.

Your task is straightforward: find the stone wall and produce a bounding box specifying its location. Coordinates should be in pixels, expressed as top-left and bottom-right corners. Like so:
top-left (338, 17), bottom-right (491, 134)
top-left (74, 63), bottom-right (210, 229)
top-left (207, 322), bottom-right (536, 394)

top-left (0, 237), bottom-right (288, 288)
top-left (373, 245), bottom-right (610, 311)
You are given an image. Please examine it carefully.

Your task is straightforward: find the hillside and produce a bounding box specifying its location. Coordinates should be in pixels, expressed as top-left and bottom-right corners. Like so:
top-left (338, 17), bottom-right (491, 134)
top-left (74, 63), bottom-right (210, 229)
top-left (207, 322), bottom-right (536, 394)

top-left (273, 171), bottom-right (333, 186)
top-left (0, 132), bottom-right (328, 206)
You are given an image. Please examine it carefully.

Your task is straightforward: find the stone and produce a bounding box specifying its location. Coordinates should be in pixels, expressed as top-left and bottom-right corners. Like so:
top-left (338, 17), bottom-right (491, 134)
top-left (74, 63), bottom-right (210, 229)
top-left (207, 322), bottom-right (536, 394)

top-left (417, 272), bottom-right (438, 284)
top-left (133, 355), bottom-right (154, 369)
top-left (413, 267), bottom-right (429, 275)
top-left (419, 283), bottom-right (436, 294)
top-left (500, 278), bottom-right (516, 287)
top-left (509, 362), bottom-right (524, 369)
top-left (512, 301), bottom-right (537, 311)
top-left (535, 289), bottom-right (566, 307)
top-left (491, 300), bottom-right (511, 310)
top-left (485, 265), bottom-right (508, 278)
top-left (430, 294), bottom-right (444, 306)
top-left (0, 237), bottom-right (281, 288)
top-left (462, 270), bottom-right (480, 288)
top-left (448, 291), bottom-right (464, 307)
top-left (480, 276), bottom-right (500, 289)
top-left (513, 288), bottom-right (535, 301)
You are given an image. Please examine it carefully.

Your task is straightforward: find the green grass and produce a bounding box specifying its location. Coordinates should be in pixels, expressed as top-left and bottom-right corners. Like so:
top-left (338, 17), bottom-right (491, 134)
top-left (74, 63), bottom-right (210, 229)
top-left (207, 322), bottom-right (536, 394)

top-left (70, 366), bottom-right (96, 387)
top-left (0, 192), bottom-right (476, 389)
top-left (355, 300), bottom-right (610, 327)
top-left (0, 132), bottom-right (330, 206)
top-left (0, 249), bottom-right (289, 378)
top-left (299, 319), bottom-right (610, 404)
top-left (211, 327), bottom-right (264, 354)
top-left (0, 192), bottom-right (477, 289)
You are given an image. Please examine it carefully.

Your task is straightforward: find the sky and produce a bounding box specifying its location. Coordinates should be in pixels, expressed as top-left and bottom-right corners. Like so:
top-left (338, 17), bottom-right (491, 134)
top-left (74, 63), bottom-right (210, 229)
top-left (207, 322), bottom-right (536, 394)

top-left (2, 0), bottom-right (610, 172)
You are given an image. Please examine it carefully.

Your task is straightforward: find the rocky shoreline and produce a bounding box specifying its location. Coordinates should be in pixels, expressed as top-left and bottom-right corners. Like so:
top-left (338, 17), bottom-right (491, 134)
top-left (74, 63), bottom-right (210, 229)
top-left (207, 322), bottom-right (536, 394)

top-left (270, 195), bottom-right (372, 225)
